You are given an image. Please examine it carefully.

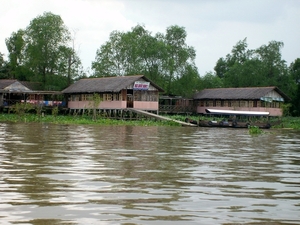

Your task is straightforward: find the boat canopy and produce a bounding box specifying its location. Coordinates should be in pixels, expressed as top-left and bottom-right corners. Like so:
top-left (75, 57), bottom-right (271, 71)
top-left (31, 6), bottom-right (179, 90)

top-left (205, 109), bottom-right (270, 116)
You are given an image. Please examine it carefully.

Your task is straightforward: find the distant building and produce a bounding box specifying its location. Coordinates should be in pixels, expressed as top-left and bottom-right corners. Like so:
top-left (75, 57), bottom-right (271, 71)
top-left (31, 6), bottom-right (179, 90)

top-left (0, 79), bottom-right (62, 107)
top-left (193, 86), bottom-right (290, 116)
top-left (61, 75), bottom-right (164, 113)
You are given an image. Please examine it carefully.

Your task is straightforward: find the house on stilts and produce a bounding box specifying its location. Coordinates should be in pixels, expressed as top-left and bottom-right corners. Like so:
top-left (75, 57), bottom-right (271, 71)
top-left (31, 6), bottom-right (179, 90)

top-left (193, 86), bottom-right (290, 117)
top-left (0, 79), bottom-right (63, 110)
top-left (61, 75), bottom-right (165, 118)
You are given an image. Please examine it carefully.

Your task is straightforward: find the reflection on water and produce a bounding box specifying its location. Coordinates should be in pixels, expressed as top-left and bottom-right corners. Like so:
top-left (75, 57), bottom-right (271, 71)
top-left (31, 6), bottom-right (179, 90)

top-left (0, 123), bottom-right (300, 224)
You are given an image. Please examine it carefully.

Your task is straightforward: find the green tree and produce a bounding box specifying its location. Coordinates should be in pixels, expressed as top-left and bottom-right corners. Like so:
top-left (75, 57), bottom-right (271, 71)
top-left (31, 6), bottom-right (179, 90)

top-left (254, 41), bottom-right (294, 97)
top-left (215, 38), bottom-right (252, 79)
top-left (21, 12), bottom-right (83, 90)
top-left (216, 39), bottom-right (291, 94)
top-left (200, 72), bottom-right (223, 89)
top-left (162, 25), bottom-right (196, 94)
top-left (290, 58), bottom-right (300, 116)
top-left (0, 52), bottom-right (10, 78)
top-left (92, 25), bottom-right (162, 78)
top-left (5, 29), bottom-right (25, 79)
top-left (92, 25), bottom-right (198, 96)
top-left (290, 58), bottom-right (300, 83)
top-left (172, 64), bottom-right (201, 98)
top-left (214, 57), bottom-right (228, 79)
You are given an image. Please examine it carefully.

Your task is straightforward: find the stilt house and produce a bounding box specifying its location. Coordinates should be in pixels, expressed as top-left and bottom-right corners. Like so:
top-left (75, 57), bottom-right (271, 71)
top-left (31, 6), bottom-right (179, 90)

top-left (61, 75), bottom-right (164, 113)
top-left (193, 86), bottom-right (290, 116)
top-left (0, 79), bottom-right (62, 107)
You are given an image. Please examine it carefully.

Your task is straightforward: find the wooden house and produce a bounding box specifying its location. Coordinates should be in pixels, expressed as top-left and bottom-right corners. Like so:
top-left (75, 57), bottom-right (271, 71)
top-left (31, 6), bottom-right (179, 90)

top-left (193, 86), bottom-right (290, 116)
top-left (61, 75), bottom-right (164, 113)
top-left (0, 79), bottom-right (62, 107)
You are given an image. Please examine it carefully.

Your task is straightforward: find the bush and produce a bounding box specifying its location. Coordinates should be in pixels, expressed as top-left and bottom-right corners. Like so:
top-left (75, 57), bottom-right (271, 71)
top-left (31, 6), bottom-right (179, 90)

top-left (248, 126), bottom-right (263, 135)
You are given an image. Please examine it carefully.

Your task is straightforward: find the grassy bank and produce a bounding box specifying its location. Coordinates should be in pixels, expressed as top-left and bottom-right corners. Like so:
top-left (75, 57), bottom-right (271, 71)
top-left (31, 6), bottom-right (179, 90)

top-left (0, 113), bottom-right (180, 126)
top-left (273, 116), bottom-right (300, 130)
top-left (0, 113), bottom-right (299, 130)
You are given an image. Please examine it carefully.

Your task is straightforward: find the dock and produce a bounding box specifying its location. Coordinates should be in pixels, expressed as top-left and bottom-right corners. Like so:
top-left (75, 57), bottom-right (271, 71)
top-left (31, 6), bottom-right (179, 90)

top-left (129, 109), bottom-right (197, 127)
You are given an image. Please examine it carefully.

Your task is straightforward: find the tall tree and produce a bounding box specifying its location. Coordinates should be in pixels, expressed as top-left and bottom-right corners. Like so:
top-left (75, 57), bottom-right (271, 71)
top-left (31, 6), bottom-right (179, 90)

top-left (215, 38), bottom-right (252, 79)
top-left (5, 29), bottom-right (25, 79)
top-left (254, 41), bottom-right (294, 97)
top-left (215, 39), bottom-right (291, 93)
top-left (24, 12), bottom-right (72, 89)
top-left (92, 30), bottom-right (126, 77)
top-left (0, 52), bottom-right (10, 79)
top-left (172, 64), bottom-right (201, 98)
top-left (200, 72), bottom-right (223, 89)
top-left (162, 25), bottom-right (196, 94)
top-left (290, 58), bottom-right (300, 116)
top-left (92, 25), bottom-right (197, 96)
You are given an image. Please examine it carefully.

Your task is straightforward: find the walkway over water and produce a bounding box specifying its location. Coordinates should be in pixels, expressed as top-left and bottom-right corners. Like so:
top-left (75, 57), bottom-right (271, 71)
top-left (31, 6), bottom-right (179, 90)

top-left (129, 109), bottom-right (197, 126)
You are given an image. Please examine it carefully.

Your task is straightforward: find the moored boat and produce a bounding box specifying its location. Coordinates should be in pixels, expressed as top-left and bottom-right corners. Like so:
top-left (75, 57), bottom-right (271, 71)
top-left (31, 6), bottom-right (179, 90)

top-left (186, 109), bottom-right (272, 129)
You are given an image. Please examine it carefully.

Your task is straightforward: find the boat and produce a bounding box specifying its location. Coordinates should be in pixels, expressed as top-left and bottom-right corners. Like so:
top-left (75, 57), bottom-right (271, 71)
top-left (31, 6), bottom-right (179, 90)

top-left (186, 109), bottom-right (272, 129)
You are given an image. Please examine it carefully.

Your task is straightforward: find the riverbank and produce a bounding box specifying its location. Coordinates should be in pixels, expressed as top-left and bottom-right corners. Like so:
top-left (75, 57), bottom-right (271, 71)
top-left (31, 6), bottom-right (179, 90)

top-left (0, 113), bottom-right (299, 129)
top-left (0, 113), bottom-right (180, 126)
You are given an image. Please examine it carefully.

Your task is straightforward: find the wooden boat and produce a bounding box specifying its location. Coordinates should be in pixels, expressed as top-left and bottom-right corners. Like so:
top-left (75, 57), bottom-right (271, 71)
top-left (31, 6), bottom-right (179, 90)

top-left (186, 109), bottom-right (272, 129)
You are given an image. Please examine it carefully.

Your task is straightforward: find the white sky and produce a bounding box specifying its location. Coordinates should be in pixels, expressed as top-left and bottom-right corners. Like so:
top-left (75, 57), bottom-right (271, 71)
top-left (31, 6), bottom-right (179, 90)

top-left (0, 0), bottom-right (299, 76)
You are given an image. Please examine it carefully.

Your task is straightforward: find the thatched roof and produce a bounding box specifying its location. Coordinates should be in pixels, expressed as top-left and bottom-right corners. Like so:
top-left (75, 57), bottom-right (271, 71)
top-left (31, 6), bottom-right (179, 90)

top-left (0, 79), bottom-right (59, 94)
top-left (193, 86), bottom-right (290, 101)
top-left (0, 79), bottom-right (33, 92)
top-left (0, 79), bottom-right (17, 89)
top-left (62, 75), bottom-right (164, 93)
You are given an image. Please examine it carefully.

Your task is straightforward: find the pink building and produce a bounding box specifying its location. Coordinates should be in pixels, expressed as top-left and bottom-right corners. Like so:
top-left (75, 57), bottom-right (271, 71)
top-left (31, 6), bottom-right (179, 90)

top-left (62, 75), bottom-right (164, 113)
top-left (193, 86), bottom-right (290, 117)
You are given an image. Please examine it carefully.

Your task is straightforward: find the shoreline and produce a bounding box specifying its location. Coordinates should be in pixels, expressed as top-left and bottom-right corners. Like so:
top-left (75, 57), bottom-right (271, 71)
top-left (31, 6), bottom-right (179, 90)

top-left (0, 113), bottom-right (300, 130)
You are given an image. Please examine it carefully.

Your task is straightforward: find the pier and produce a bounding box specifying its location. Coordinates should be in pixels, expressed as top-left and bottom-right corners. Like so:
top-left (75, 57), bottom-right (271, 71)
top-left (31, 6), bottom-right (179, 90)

top-left (129, 109), bottom-right (197, 127)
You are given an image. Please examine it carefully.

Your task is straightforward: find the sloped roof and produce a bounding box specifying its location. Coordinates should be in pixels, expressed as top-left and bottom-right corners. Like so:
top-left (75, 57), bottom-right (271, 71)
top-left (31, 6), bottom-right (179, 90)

top-left (0, 79), bottom-right (18, 89)
top-left (0, 79), bottom-right (52, 93)
top-left (193, 86), bottom-right (290, 101)
top-left (0, 79), bottom-right (33, 92)
top-left (62, 75), bottom-right (164, 93)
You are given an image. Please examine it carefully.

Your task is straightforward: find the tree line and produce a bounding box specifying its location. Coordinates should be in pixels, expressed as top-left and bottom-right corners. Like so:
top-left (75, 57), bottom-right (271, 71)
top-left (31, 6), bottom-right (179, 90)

top-left (0, 12), bottom-right (299, 116)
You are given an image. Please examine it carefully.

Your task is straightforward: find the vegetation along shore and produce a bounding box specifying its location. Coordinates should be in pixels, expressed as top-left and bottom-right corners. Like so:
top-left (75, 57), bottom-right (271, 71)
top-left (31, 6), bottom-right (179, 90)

top-left (0, 113), bottom-right (299, 130)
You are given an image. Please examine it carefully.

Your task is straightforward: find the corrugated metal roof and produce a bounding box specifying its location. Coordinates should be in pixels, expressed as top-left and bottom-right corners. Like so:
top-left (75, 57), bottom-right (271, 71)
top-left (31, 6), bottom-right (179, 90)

top-left (193, 86), bottom-right (290, 101)
top-left (62, 75), bottom-right (164, 93)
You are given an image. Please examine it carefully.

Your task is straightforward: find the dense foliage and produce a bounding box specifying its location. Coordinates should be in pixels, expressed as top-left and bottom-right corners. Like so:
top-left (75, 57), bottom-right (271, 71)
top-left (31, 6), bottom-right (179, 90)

top-left (92, 24), bottom-right (199, 96)
top-left (2, 12), bottom-right (85, 90)
top-left (0, 12), bottom-right (299, 114)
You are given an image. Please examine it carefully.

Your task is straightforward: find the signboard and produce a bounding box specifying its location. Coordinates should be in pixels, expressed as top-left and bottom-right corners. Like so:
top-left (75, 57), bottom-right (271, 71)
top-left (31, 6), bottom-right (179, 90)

top-left (133, 81), bottom-right (150, 90)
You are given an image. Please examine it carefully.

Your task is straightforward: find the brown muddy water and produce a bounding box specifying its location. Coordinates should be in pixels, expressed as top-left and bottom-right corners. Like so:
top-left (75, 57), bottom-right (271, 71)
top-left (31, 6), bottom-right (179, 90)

top-left (0, 123), bottom-right (299, 225)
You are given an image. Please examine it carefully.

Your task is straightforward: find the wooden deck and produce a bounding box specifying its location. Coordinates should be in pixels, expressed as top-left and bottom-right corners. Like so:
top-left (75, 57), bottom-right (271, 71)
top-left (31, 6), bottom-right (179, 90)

top-left (129, 109), bottom-right (197, 127)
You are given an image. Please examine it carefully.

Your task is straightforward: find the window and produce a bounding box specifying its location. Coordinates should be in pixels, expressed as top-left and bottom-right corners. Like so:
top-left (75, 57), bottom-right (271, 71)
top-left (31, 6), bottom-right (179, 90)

top-left (82, 94), bottom-right (92, 101)
top-left (71, 95), bottom-right (80, 101)
top-left (103, 94), bottom-right (112, 101)
top-left (113, 93), bottom-right (120, 101)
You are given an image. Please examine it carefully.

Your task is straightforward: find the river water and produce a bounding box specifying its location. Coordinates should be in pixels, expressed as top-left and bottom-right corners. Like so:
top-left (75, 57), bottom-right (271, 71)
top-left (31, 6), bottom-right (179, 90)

top-left (0, 122), bottom-right (299, 225)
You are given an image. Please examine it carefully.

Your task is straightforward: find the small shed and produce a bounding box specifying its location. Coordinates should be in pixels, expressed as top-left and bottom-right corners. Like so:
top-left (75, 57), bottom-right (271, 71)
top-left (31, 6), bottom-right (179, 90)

top-left (193, 86), bottom-right (290, 116)
top-left (61, 75), bottom-right (164, 112)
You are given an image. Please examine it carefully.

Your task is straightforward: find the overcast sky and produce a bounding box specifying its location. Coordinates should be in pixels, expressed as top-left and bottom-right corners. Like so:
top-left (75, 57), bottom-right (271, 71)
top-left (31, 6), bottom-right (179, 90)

top-left (1, 0), bottom-right (299, 75)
